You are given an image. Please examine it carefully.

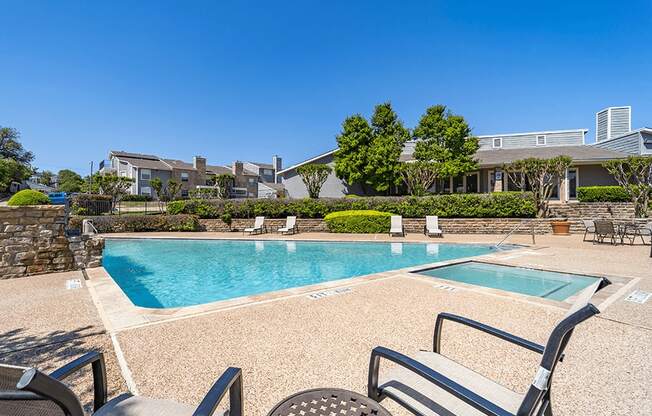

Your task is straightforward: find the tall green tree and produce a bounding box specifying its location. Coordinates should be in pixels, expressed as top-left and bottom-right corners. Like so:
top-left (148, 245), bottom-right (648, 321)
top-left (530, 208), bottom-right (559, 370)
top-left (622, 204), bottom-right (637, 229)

top-left (39, 170), bottom-right (54, 186)
top-left (412, 105), bottom-right (479, 178)
top-left (0, 158), bottom-right (31, 192)
top-left (296, 163), bottom-right (332, 198)
top-left (0, 127), bottom-right (34, 165)
top-left (98, 173), bottom-right (134, 206)
top-left (57, 169), bottom-right (84, 193)
top-left (365, 102), bottom-right (410, 194)
top-left (334, 115), bottom-right (373, 193)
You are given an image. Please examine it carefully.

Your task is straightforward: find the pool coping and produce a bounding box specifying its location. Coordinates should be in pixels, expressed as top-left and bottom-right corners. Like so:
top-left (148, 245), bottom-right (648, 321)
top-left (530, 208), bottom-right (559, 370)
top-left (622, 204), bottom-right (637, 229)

top-left (85, 238), bottom-right (637, 333)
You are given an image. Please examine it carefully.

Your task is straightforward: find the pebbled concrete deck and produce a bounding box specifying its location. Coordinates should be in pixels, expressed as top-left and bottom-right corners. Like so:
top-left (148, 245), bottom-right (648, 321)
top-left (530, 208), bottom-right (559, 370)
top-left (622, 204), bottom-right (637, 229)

top-left (3, 233), bottom-right (651, 415)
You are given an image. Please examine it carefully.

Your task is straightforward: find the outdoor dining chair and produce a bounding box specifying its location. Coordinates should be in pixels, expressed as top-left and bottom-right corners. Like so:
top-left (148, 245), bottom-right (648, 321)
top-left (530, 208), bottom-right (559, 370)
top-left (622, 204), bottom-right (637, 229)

top-left (593, 220), bottom-right (619, 245)
top-left (0, 351), bottom-right (242, 416)
top-left (581, 219), bottom-right (595, 242)
top-left (368, 277), bottom-right (611, 416)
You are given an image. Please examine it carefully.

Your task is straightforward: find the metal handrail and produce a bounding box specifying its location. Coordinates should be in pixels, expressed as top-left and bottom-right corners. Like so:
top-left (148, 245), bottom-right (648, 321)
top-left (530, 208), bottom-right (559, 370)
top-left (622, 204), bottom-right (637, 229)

top-left (495, 219), bottom-right (536, 247)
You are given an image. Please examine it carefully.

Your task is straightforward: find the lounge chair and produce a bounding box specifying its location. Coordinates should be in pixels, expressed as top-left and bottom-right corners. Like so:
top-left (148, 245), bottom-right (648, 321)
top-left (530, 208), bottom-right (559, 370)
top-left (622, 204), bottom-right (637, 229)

top-left (0, 351), bottom-right (242, 416)
top-left (389, 216), bottom-right (404, 237)
top-left (424, 216), bottom-right (443, 238)
top-left (368, 277), bottom-right (611, 416)
top-left (278, 216), bottom-right (298, 235)
top-left (581, 219), bottom-right (595, 242)
top-left (593, 220), bottom-right (619, 245)
top-left (243, 216), bottom-right (266, 235)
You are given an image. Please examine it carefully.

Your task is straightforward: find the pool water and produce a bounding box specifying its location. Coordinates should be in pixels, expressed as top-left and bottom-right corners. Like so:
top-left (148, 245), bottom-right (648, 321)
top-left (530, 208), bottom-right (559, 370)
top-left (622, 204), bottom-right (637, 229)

top-left (103, 239), bottom-right (505, 308)
top-left (416, 261), bottom-right (597, 301)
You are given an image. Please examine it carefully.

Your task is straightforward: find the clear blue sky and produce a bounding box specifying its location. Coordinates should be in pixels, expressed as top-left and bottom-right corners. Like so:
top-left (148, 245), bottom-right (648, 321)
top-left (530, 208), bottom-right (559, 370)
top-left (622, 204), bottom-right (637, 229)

top-left (1, 0), bottom-right (651, 175)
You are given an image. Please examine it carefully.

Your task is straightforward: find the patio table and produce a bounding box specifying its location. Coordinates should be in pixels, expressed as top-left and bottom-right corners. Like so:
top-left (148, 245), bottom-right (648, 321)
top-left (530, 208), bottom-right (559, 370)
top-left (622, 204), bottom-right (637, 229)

top-left (267, 388), bottom-right (392, 416)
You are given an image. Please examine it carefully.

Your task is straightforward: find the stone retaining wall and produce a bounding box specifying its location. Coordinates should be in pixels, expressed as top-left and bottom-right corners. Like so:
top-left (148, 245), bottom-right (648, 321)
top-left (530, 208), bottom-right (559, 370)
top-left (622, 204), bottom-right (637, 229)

top-left (0, 206), bottom-right (104, 279)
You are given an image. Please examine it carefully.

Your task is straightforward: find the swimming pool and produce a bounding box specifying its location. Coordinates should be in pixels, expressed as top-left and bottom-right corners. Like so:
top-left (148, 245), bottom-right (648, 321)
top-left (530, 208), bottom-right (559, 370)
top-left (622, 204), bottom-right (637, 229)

top-left (103, 239), bottom-right (505, 308)
top-left (416, 261), bottom-right (598, 301)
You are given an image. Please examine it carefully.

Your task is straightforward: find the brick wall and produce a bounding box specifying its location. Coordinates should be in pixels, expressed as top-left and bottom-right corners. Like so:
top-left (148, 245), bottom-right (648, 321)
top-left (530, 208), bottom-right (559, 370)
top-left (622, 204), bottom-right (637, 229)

top-left (0, 206), bottom-right (104, 279)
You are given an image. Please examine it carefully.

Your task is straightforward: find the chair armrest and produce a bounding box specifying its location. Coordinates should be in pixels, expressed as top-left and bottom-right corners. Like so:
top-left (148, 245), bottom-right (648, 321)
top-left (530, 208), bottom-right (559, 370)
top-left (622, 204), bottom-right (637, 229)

top-left (49, 351), bottom-right (107, 412)
top-left (434, 313), bottom-right (548, 357)
top-left (193, 367), bottom-right (243, 416)
top-left (368, 346), bottom-right (512, 416)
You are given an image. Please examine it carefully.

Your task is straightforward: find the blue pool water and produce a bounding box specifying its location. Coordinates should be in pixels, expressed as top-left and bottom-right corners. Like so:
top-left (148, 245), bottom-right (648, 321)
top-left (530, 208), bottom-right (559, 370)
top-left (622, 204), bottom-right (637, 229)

top-left (103, 239), bottom-right (504, 308)
top-left (416, 261), bottom-right (597, 301)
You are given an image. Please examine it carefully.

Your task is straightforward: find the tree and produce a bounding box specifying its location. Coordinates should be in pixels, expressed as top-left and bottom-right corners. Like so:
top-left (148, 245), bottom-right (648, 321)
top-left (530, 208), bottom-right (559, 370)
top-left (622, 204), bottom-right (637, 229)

top-left (399, 161), bottom-right (439, 196)
top-left (214, 173), bottom-right (235, 199)
top-left (149, 177), bottom-right (165, 212)
top-left (604, 156), bottom-right (652, 217)
top-left (365, 102), bottom-right (410, 194)
top-left (80, 172), bottom-right (101, 193)
top-left (334, 115), bottom-right (373, 194)
top-left (98, 174), bottom-right (134, 206)
top-left (296, 163), bottom-right (332, 198)
top-left (503, 156), bottom-right (572, 218)
top-left (57, 169), bottom-right (84, 193)
top-left (412, 105), bottom-right (479, 178)
top-left (165, 179), bottom-right (181, 201)
top-left (0, 127), bottom-right (34, 165)
top-left (39, 170), bottom-right (54, 186)
top-left (0, 158), bottom-right (31, 192)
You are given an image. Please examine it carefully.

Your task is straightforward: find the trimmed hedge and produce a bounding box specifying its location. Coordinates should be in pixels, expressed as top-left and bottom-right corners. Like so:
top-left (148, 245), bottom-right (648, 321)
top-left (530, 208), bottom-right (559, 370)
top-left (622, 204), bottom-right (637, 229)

top-left (69, 214), bottom-right (199, 233)
top-left (8, 189), bottom-right (50, 206)
top-left (577, 186), bottom-right (629, 202)
top-left (122, 194), bottom-right (153, 202)
top-left (167, 193), bottom-right (536, 219)
top-left (324, 210), bottom-right (393, 233)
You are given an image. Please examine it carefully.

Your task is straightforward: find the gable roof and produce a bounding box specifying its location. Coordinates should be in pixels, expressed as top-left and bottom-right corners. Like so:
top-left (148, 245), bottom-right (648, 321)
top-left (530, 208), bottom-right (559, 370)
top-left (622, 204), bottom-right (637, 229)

top-left (248, 161), bottom-right (274, 169)
top-left (276, 148), bottom-right (338, 174)
top-left (475, 146), bottom-right (627, 166)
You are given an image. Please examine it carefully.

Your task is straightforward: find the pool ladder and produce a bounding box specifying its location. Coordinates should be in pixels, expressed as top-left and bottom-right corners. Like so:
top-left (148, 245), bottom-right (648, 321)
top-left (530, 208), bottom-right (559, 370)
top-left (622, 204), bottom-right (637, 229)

top-left (495, 219), bottom-right (536, 248)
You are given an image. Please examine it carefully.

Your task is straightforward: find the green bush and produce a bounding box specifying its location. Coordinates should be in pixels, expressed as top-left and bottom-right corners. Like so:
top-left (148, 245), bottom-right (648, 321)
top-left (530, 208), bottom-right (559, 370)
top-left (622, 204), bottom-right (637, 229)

top-left (122, 194), bottom-right (153, 202)
top-left (166, 193), bottom-right (536, 219)
top-left (324, 210), bottom-right (393, 233)
top-left (8, 189), bottom-right (50, 206)
top-left (69, 214), bottom-right (199, 233)
top-left (577, 186), bottom-right (629, 202)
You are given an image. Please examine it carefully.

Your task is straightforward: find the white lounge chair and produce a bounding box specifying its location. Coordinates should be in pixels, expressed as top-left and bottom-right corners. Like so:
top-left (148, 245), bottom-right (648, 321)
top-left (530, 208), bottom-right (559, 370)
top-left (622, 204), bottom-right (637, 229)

top-left (278, 216), bottom-right (298, 235)
top-left (582, 219), bottom-right (595, 242)
top-left (389, 215), bottom-right (404, 237)
top-left (424, 216), bottom-right (443, 238)
top-left (243, 216), bottom-right (266, 235)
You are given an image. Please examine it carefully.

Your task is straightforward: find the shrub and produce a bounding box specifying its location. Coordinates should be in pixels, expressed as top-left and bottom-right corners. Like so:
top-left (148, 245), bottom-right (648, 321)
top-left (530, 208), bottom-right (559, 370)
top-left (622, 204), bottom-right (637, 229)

top-left (69, 214), bottom-right (199, 233)
top-left (324, 210), bottom-right (393, 233)
top-left (8, 189), bottom-right (50, 206)
top-left (122, 194), bottom-right (153, 202)
top-left (165, 193), bottom-right (536, 219)
top-left (577, 186), bottom-right (630, 202)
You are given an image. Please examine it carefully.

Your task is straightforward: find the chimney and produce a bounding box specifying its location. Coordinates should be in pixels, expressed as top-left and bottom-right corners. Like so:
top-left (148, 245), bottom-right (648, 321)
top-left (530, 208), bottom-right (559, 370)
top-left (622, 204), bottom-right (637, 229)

top-left (272, 155), bottom-right (282, 183)
top-left (596, 106), bottom-right (631, 142)
top-left (232, 161), bottom-right (243, 176)
top-left (193, 156), bottom-right (206, 184)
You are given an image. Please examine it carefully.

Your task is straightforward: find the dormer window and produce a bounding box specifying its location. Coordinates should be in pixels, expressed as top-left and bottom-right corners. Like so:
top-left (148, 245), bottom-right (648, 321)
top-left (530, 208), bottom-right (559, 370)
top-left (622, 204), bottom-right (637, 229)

top-left (492, 138), bottom-right (502, 149)
top-left (536, 135), bottom-right (546, 146)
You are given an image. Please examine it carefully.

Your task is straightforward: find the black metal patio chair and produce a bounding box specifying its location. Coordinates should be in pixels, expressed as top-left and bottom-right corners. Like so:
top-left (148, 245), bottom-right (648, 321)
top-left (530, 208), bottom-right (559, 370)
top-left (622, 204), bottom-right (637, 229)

top-left (368, 277), bottom-right (611, 416)
top-left (0, 351), bottom-right (242, 416)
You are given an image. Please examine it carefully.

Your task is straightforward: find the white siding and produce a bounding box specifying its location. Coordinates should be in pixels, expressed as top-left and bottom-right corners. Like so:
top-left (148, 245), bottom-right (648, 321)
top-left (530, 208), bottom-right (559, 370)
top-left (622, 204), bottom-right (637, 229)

top-left (596, 109), bottom-right (609, 142)
top-left (596, 106), bottom-right (631, 142)
top-left (477, 130), bottom-right (585, 150)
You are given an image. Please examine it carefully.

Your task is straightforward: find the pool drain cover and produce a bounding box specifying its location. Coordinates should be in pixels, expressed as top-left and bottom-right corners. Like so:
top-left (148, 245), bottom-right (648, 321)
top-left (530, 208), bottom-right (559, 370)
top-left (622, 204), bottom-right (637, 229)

top-left (625, 290), bottom-right (651, 304)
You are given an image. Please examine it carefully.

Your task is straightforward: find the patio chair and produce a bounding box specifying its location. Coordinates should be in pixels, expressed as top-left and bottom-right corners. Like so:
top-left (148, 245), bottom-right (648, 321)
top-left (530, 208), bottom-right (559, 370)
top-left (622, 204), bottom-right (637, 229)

top-left (368, 277), bottom-right (611, 416)
top-left (581, 219), bottom-right (595, 242)
top-left (277, 216), bottom-right (298, 235)
top-left (243, 216), bottom-right (266, 235)
top-left (424, 216), bottom-right (443, 238)
top-left (0, 351), bottom-right (242, 416)
top-left (389, 216), bottom-right (405, 237)
top-left (593, 220), bottom-right (619, 245)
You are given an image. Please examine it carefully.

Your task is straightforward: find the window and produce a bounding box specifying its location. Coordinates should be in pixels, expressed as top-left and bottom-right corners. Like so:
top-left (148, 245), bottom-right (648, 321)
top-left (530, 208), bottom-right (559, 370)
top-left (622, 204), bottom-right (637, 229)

top-left (181, 189), bottom-right (189, 197)
top-left (492, 137), bottom-right (502, 148)
top-left (452, 176), bottom-right (464, 193)
top-left (248, 177), bottom-right (256, 184)
top-left (567, 168), bottom-right (578, 200)
top-left (141, 186), bottom-right (152, 196)
top-left (140, 169), bottom-right (151, 180)
top-left (466, 173), bottom-right (479, 193)
top-left (263, 169), bottom-right (273, 176)
top-left (181, 172), bottom-right (189, 182)
top-left (536, 135), bottom-right (546, 146)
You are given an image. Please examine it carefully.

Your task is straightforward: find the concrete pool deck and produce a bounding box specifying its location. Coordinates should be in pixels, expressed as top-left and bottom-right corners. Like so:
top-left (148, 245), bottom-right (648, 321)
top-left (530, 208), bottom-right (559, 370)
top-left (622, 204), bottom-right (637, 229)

top-left (2, 232), bottom-right (651, 415)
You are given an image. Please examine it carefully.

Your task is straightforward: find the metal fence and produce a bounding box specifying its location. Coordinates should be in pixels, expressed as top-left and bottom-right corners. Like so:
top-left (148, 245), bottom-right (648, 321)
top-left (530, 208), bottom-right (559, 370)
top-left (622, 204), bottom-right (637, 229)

top-left (69, 198), bottom-right (168, 216)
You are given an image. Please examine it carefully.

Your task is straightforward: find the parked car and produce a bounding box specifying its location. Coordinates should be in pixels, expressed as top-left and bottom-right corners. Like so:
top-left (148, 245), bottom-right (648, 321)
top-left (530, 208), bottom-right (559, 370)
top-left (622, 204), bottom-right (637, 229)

top-left (48, 192), bottom-right (67, 205)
